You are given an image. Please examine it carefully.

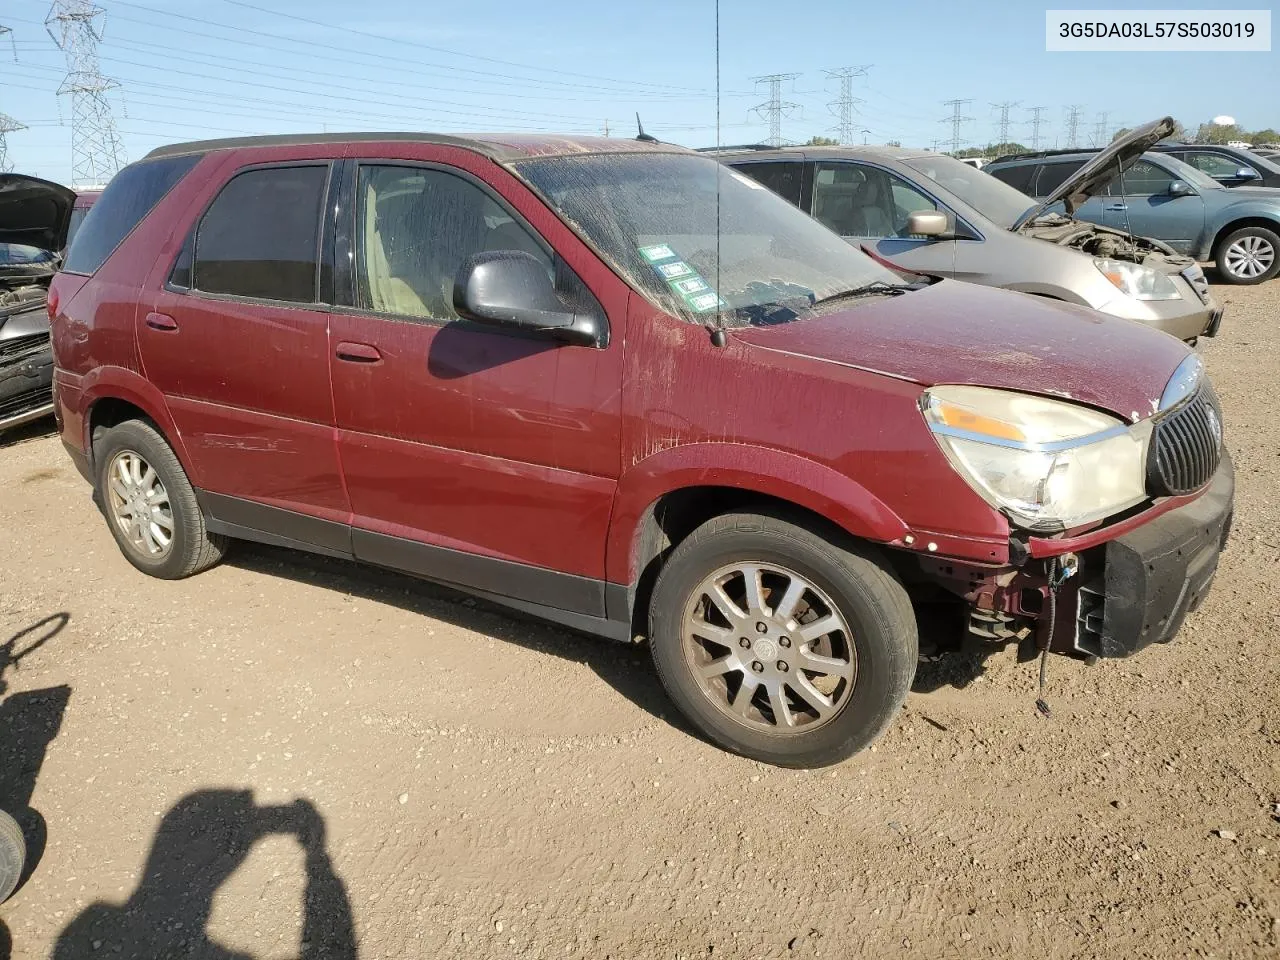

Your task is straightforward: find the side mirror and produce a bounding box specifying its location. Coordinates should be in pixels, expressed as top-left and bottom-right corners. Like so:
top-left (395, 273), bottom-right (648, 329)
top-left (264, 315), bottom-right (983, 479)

top-left (1235, 166), bottom-right (1262, 181)
top-left (453, 251), bottom-right (600, 346)
top-left (905, 210), bottom-right (953, 239)
top-left (1168, 180), bottom-right (1194, 198)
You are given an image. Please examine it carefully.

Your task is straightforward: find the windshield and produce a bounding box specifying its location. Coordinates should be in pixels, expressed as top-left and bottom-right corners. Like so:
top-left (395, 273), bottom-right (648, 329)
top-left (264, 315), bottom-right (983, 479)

top-left (900, 154), bottom-right (1035, 229)
top-left (0, 242), bottom-right (55, 266)
top-left (511, 152), bottom-right (902, 326)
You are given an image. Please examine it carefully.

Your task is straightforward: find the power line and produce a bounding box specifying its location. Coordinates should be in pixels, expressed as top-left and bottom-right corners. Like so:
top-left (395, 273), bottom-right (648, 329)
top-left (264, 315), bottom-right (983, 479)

top-left (752, 73), bottom-right (801, 147)
top-left (940, 98), bottom-right (973, 154)
top-left (824, 65), bottom-right (869, 145)
top-left (1027, 105), bottom-right (1048, 150)
top-left (992, 100), bottom-right (1020, 146)
top-left (1064, 104), bottom-right (1085, 149)
top-left (0, 23), bottom-right (24, 173)
top-left (46, 0), bottom-right (125, 185)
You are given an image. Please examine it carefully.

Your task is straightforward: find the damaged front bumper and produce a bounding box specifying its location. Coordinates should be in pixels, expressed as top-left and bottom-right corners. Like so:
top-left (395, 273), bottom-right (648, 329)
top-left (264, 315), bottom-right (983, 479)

top-left (916, 452), bottom-right (1234, 660)
top-left (0, 327), bottom-right (54, 432)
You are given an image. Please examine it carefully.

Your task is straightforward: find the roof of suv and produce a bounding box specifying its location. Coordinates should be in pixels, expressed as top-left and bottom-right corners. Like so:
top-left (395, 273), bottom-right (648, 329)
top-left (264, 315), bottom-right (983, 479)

top-left (143, 132), bottom-right (690, 163)
top-left (710, 144), bottom-right (937, 163)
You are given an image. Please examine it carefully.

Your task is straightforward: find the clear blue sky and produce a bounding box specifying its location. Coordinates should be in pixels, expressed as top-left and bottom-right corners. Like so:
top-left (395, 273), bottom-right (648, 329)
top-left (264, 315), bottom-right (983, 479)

top-left (1, 0), bottom-right (1276, 184)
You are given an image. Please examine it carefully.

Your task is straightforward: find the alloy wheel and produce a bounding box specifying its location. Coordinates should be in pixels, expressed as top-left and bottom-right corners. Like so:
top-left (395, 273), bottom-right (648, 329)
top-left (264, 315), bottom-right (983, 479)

top-left (1224, 235), bottom-right (1276, 280)
top-left (106, 450), bottom-right (174, 558)
top-left (682, 562), bottom-right (856, 733)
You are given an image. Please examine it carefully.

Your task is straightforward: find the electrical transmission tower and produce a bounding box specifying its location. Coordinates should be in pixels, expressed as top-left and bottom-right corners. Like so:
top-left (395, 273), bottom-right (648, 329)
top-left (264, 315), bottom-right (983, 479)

top-left (1064, 104), bottom-right (1085, 149)
top-left (1092, 111), bottom-right (1110, 147)
top-left (992, 101), bottom-right (1020, 148)
top-left (1027, 105), bottom-right (1048, 150)
top-left (46, 0), bottom-right (125, 185)
top-left (0, 24), bottom-right (24, 173)
top-left (939, 99), bottom-right (973, 155)
top-left (824, 66), bottom-right (869, 145)
top-left (751, 73), bottom-right (801, 148)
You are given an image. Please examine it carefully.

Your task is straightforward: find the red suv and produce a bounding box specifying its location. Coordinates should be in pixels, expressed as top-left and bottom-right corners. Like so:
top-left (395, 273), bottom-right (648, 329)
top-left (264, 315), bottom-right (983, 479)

top-left (50, 134), bottom-right (1233, 767)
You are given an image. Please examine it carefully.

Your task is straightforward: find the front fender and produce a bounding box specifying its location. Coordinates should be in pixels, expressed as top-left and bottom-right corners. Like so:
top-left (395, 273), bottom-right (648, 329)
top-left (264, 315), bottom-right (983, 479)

top-left (605, 442), bottom-right (909, 583)
top-left (76, 366), bottom-right (197, 481)
top-left (1207, 203), bottom-right (1280, 255)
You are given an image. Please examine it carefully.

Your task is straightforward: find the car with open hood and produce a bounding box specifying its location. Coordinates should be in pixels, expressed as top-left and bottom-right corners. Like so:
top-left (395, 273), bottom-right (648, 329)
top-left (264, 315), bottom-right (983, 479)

top-left (50, 133), bottom-right (1232, 767)
top-left (714, 117), bottom-right (1221, 342)
top-left (987, 119), bottom-right (1280, 285)
top-left (1, 173), bottom-right (75, 434)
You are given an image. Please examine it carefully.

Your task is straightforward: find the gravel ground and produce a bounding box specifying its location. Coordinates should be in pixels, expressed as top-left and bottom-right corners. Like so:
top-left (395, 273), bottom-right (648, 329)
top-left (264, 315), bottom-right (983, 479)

top-left (1, 279), bottom-right (1277, 960)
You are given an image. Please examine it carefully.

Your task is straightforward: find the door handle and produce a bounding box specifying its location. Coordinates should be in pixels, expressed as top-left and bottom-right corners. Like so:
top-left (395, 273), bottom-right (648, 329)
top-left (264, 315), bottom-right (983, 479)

top-left (145, 312), bottom-right (179, 331)
top-left (1106, 203), bottom-right (1128, 211)
top-left (335, 341), bottom-right (382, 363)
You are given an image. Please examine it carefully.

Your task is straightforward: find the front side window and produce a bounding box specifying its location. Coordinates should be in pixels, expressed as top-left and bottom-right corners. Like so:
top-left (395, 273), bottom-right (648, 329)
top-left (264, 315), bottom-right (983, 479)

top-left (812, 163), bottom-right (935, 239)
top-left (1185, 151), bottom-right (1252, 178)
top-left (193, 165), bottom-right (328, 303)
top-left (512, 152), bottom-right (900, 327)
top-left (1108, 160), bottom-right (1174, 197)
top-left (731, 161), bottom-right (803, 206)
top-left (355, 164), bottom-right (550, 321)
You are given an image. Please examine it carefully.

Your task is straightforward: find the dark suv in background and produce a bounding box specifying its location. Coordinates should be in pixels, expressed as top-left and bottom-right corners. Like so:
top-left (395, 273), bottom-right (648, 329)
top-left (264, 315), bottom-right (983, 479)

top-left (50, 132), bottom-right (1232, 767)
top-left (987, 128), bottom-right (1280, 285)
top-left (1151, 142), bottom-right (1280, 189)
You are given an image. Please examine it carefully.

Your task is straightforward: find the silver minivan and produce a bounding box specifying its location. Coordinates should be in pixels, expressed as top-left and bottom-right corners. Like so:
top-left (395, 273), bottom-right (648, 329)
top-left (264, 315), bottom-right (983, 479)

top-left (715, 119), bottom-right (1221, 342)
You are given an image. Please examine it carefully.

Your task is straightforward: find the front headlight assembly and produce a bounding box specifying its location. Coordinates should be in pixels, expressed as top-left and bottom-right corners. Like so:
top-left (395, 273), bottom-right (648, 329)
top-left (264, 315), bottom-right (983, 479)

top-left (1095, 257), bottom-right (1181, 301)
top-left (922, 386), bottom-right (1151, 532)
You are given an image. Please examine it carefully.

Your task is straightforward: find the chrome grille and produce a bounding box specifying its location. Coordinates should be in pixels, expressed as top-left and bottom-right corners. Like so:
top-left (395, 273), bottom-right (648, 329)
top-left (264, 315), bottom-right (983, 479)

top-left (1147, 387), bottom-right (1222, 497)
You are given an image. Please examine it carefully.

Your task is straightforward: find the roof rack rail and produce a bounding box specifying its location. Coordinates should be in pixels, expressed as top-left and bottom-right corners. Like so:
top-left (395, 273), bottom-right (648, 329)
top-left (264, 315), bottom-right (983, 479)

top-left (695, 143), bottom-right (775, 153)
top-left (990, 146), bottom-right (1101, 163)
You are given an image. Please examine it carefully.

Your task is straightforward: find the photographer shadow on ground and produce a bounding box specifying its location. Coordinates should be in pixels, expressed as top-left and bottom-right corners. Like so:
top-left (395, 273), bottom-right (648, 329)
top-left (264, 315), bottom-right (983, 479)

top-left (0, 612), bottom-right (72, 959)
top-left (52, 789), bottom-right (357, 960)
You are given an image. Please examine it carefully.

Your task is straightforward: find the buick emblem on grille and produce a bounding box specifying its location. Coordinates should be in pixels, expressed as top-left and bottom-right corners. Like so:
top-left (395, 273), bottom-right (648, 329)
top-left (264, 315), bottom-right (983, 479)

top-left (1205, 404), bottom-right (1222, 448)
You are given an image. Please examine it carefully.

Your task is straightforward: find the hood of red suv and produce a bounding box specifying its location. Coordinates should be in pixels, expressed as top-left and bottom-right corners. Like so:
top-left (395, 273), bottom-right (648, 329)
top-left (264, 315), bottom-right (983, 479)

top-left (732, 279), bottom-right (1189, 422)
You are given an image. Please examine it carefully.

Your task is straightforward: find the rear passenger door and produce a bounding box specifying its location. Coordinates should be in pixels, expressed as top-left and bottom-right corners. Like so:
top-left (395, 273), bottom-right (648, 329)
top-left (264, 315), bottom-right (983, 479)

top-left (327, 154), bottom-right (625, 616)
top-left (138, 154), bottom-right (351, 541)
top-left (1031, 159), bottom-right (1108, 227)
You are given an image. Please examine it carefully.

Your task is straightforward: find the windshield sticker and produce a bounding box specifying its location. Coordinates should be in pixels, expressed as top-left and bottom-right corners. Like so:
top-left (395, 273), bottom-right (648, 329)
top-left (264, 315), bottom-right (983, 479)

top-left (638, 243), bottom-right (677, 263)
top-left (638, 242), bottom-right (727, 314)
top-left (655, 260), bottom-right (695, 280)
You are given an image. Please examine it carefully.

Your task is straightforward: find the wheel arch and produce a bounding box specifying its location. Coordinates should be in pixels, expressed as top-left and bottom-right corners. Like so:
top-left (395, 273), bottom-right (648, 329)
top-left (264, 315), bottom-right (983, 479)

top-left (79, 369), bottom-right (195, 482)
top-left (606, 444), bottom-right (910, 635)
top-left (1209, 215), bottom-right (1280, 257)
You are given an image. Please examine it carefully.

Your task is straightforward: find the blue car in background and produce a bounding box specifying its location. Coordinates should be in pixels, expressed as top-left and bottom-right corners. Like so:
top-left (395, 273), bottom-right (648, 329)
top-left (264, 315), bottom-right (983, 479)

top-left (987, 119), bottom-right (1280, 285)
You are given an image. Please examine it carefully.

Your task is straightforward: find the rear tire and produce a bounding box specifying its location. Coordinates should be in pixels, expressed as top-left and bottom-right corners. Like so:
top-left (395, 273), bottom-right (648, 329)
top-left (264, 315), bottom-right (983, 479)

top-left (648, 511), bottom-right (917, 767)
top-left (93, 420), bottom-right (227, 579)
top-left (1213, 226), bottom-right (1280, 284)
top-left (0, 809), bottom-right (24, 904)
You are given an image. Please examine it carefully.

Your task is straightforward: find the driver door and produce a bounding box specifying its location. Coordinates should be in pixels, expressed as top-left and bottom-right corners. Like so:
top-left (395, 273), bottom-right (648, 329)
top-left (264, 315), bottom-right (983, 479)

top-left (809, 161), bottom-right (955, 276)
top-left (1101, 159), bottom-right (1204, 255)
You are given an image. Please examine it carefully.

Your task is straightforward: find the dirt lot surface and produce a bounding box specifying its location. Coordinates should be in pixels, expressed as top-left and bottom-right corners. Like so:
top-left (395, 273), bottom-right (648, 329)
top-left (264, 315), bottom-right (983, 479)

top-left (1, 279), bottom-right (1278, 960)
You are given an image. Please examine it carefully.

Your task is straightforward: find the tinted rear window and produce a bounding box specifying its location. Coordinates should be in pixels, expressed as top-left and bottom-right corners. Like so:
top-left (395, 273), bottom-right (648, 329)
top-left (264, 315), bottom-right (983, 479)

top-left (193, 165), bottom-right (328, 303)
top-left (63, 155), bottom-right (201, 274)
top-left (731, 161), bottom-right (804, 206)
top-left (988, 162), bottom-right (1036, 195)
top-left (1033, 161), bottom-right (1085, 197)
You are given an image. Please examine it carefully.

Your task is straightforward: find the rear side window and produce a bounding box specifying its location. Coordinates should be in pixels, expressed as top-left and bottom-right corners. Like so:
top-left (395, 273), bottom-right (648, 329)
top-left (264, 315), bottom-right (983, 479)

top-left (732, 161), bottom-right (803, 206)
top-left (989, 163), bottom-right (1035, 195)
top-left (63, 155), bottom-right (200, 275)
top-left (193, 165), bottom-right (328, 303)
top-left (1033, 161), bottom-right (1085, 197)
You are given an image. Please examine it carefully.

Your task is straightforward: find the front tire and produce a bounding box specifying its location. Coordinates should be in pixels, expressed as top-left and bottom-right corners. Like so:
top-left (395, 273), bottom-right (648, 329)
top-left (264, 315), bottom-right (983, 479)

top-left (648, 511), bottom-right (918, 768)
top-left (93, 420), bottom-right (228, 579)
top-left (1214, 226), bottom-right (1280, 284)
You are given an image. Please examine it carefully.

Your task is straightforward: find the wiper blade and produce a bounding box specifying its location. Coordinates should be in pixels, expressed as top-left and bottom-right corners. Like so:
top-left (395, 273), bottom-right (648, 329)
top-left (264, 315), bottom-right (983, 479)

top-left (810, 281), bottom-right (918, 307)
